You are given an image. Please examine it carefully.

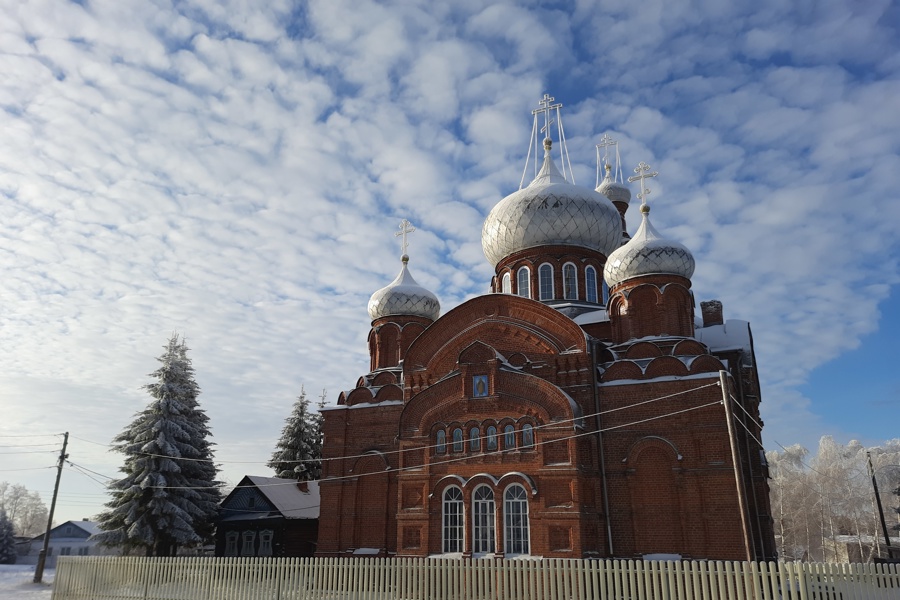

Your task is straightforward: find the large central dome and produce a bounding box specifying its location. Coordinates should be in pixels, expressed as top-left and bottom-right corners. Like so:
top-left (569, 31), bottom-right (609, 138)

top-left (482, 141), bottom-right (623, 267)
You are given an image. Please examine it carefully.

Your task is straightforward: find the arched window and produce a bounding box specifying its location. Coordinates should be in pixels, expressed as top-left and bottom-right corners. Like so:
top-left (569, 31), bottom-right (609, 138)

top-left (602, 278), bottom-right (610, 304)
top-left (563, 263), bottom-right (577, 300)
top-left (469, 427), bottom-right (480, 452)
top-left (522, 424), bottom-right (534, 449)
top-left (436, 430), bottom-right (446, 454)
top-left (585, 266), bottom-right (598, 303)
top-left (538, 264), bottom-right (554, 300)
top-left (501, 272), bottom-right (511, 294)
top-left (503, 425), bottom-right (516, 449)
top-left (486, 426), bottom-right (498, 451)
top-left (442, 487), bottom-right (464, 553)
top-left (452, 428), bottom-right (464, 453)
top-left (516, 267), bottom-right (530, 298)
top-left (472, 486), bottom-right (496, 554)
top-left (504, 485), bottom-right (530, 556)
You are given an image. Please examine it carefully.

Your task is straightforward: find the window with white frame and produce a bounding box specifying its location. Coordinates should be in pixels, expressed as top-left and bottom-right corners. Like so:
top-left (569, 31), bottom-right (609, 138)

top-left (501, 272), bottom-right (511, 294)
top-left (585, 266), bottom-right (598, 303)
top-left (516, 267), bottom-right (530, 298)
top-left (472, 486), bottom-right (496, 555)
top-left (78, 547), bottom-right (88, 556)
top-left (522, 424), bottom-right (534, 448)
top-left (452, 428), bottom-right (464, 453)
top-left (241, 531), bottom-right (256, 556)
top-left (563, 263), bottom-right (577, 300)
top-left (538, 264), bottom-right (554, 300)
top-left (503, 425), bottom-right (516, 449)
top-left (258, 530), bottom-right (274, 557)
top-left (436, 430), bottom-right (446, 454)
top-left (504, 485), bottom-right (530, 556)
top-left (225, 531), bottom-right (239, 556)
top-left (469, 427), bottom-right (480, 452)
top-left (442, 487), bottom-right (464, 553)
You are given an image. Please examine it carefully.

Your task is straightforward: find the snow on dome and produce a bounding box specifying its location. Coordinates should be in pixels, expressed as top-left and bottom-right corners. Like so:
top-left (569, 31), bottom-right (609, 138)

top-left (596, 164), bottom-right (632, 205)
top-left (603, 205), bottom-right (695, 289)
top-left (482, 141), bottom-right (623, 267)
top-left (367, 255), bottom-right (440, 321)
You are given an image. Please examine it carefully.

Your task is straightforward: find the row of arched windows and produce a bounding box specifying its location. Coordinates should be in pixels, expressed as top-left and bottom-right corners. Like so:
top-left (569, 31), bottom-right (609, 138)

top-left (442, 484), bottom-right (529, 556)
top-left (436, 423), bottom-right (534, 454)
top-left (500, 263), bottom-right (608, 303)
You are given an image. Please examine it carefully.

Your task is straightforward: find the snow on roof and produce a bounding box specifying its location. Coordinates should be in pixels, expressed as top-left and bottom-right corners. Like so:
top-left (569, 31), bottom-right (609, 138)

top-left (598, 371), bottom-right (721, 387)
top-left (694, 319), bottom-right (753, 362)
top-left (573, 308), bottom-right (610, 325)
top-left (243, 476), bottom-right (320, 519)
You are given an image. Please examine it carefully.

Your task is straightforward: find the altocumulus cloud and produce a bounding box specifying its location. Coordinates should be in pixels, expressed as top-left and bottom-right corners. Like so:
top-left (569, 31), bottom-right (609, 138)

top-left (0, 0), bottom-right (897, 521)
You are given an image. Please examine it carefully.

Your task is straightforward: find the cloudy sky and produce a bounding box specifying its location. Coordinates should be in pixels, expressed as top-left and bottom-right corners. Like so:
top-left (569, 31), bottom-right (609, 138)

top-left (1, 0), bottom-right (898, 525)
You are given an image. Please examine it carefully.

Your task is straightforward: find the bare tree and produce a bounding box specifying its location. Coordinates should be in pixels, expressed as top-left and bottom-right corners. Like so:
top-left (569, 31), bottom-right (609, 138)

top-left (0, 482), bottom-right (49, 537)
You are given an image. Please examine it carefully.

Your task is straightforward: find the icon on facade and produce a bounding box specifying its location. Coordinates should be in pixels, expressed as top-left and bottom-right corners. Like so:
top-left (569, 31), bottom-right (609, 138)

top-left (473, 375), bottom-right (488, 397)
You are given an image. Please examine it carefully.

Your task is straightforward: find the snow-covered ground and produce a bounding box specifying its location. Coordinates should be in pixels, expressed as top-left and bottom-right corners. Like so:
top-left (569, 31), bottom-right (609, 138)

top-left (0, 565), bottom-right (53, 600)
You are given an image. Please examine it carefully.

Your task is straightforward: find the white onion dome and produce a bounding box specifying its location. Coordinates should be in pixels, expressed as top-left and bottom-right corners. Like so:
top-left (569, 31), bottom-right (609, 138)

top-left (482, 141), bottom-right (623, 267)
top-left (367, 255), bottom-right (440, 321)
top-left (596, 164), bottom-right (632, 205)
top-left (603, 204), bottom-right (695, 289)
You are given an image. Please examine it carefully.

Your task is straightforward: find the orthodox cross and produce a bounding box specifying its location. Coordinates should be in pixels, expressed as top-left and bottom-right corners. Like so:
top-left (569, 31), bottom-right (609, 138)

top-left (596, 133), bottom-right (617, 166)
top-left (628, 161), bottom-right (659, 206)
top-left (395, 219), bottom-right (416, 256)
top-left (532, 93), bottom-right (562, 141)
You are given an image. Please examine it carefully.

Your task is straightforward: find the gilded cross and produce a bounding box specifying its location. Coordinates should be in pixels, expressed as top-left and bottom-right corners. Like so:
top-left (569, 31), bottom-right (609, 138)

top-left (395, 219), bottom-right (416, 256)
top-left (627, 161), bottom-right (659, 206)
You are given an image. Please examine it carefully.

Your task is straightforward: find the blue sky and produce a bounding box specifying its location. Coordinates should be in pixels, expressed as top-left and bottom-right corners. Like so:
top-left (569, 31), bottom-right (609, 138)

top-left (1, 0), bottom-right (897, 524)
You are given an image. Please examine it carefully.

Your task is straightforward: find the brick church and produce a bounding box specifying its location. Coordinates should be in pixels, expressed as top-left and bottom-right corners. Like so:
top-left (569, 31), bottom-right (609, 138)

top-left (318, 95), bottom-right (776, 561)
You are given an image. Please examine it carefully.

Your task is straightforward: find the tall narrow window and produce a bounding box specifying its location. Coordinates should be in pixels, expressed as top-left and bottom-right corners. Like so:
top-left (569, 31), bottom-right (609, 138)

top-left (539, 264), bottom-right (554, 300)
top-left (443, 487), bottom-right (464, 553)
top-left (563, 263), bottom-right (577, 300)
top-left (436, 430), bottom-right (446, 454)
top-left (258, 530), bottom-right (274, 556)
top-left (452, 428), bottom-right (464, 453)
top-left (501, 272), bottom-right (511, 294)
top-left (241, 531), bottom-right (256, 556)
top-left (504, 485), bottom-right (530, 556)
top-left (472, 486), bottom-right (496, 555)
top-left (469, 427), bottom-right (481, 452)
top-left (602, 279), bottom-right (610, 304)
top-left (585, 266), bottom-right (598, 303)
top-left (503, 425), bottom-right (516, 450)
top-left (225, 532), bottom-right (238, 556)
top-left (522, 424), bottom-right (534, 449)
top-left (486, 426), bottom-right (498, 451)
top-left (516, 267), bottom-right (530, 298)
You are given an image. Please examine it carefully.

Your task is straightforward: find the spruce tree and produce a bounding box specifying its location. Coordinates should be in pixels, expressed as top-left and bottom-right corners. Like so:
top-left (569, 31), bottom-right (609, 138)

top-left (268, 387), bottom-right (323, 481)
top-left (0, 509), bottom-right (16, 564)
top-left (94, 333), bottom-right (221, 556)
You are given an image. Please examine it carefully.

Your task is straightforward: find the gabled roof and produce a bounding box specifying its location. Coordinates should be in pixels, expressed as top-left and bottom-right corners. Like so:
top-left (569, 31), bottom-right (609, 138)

top-left (220, 476), bottom-right (319, 520)
top-left (32, 519), bottom-right (100, 541)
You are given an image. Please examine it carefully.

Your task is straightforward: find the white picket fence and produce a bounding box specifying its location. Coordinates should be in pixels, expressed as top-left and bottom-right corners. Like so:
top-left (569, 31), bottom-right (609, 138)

top-left (51, 555), bottom-right (900, 600)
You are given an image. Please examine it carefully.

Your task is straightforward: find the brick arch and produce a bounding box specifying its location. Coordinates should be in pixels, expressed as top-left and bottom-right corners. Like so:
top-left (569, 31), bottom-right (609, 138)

top-left (345, 387), bottom-right (375, 406)
top-left (371, 371), bottom-right (398, 386)
top-left (601, 360), bottom-right (644, 381)
top-left (373, 384), bottom-right (402, 403)
top-left (672, 339), bottom-right (707, 356)
top-left (626, 439), bottom-right (685, 555)
top-left (624, 341), bottom-right (663, 359)
top-left (644, 356), bottom-right (690, 378)
top-left (403, 294), bottom-right (587, 376)
top-left (688, 354), bottom-right (725, 374)
top-left (459, 341), bottom-right (498, 365)
top-left (623, 435), bottom-right (683, 466)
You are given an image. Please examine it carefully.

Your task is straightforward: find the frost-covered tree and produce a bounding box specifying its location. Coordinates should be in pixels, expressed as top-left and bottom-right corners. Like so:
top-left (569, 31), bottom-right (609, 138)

top-left (0, 482), bottom-right (48, 537)
top-left (268, 387), bottom-right (323, 481)
top-left (0, 509), bottom-right (15, 564)
top-left (94, 334), bottom-right (221, 556)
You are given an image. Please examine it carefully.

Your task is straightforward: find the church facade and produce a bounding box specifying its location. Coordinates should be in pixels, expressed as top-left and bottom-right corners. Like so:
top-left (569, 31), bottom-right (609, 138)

top-left (317, 96), bottom-right (776, 561)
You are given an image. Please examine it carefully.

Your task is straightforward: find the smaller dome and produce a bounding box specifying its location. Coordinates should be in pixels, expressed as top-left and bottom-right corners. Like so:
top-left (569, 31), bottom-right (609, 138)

top-left (603, 205), bottom-right (695, 289)
top-left (368, 255), bottom-right (440, 321)
top-left (596, 164), bottom-right (631, 205)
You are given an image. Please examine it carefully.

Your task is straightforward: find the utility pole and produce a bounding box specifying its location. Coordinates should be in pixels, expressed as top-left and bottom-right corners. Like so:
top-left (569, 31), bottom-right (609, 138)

top-left (867, 451), bottom-right (895, 559)
top-left (720, 370), bottom-right (754, 562)
top-left (34, 432), bottom-right (68, 584)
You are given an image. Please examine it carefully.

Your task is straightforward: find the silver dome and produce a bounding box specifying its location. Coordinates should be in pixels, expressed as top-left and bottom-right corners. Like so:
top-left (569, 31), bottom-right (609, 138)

top-left (368, 256), bottom-right (440, 321)
top-left (603, 206), bottom-right (695, 289)
top-left (482, 150), bottom-right (623, 267)
top-left (597, 169), bottom-right (632, 205)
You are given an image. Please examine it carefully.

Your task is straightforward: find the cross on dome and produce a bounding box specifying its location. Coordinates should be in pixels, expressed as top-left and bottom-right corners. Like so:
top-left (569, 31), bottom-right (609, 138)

top-left (533, 93), bottom-right (562, 143)
top-left (596, 133), bottom-right (625, 187)
top-left (628, 161), bottom-right (659, 207)
top-left (395, 219), bottom-right (416, 258)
